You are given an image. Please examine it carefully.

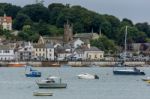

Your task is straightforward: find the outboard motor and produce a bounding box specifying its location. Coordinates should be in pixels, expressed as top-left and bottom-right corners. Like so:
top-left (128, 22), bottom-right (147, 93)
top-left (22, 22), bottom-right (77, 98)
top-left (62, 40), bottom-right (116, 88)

top-left (94, 75), bottom-right (99, 79)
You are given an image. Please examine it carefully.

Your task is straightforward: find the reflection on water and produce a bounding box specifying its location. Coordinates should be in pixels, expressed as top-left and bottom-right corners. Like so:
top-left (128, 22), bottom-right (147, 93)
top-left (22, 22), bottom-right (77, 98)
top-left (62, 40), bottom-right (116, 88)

top-left (0, 67), bottom-right (150, 99)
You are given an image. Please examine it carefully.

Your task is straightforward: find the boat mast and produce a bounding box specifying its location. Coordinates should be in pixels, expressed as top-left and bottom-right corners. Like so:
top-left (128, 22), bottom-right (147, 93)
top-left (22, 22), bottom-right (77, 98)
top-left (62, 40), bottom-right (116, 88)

top-left (124, 26), bottom-right (128, 63)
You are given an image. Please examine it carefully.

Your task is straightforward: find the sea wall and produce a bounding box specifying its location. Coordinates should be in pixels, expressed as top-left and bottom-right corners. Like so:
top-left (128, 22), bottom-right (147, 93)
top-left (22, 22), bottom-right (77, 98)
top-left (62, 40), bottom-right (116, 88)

top-left (68, 61), bottom-right (146, 67)
top-left (0, 61), bottom-right (147, 67)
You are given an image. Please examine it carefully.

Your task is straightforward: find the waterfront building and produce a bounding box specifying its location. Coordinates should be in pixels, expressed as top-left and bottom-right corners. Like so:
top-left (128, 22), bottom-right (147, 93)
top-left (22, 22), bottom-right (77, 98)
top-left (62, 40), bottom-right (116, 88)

top-left (83, 47), bottom-right (104, 60)
top-left (0, 14), bottom-right (12, 30)
top-left (33, 43), bottom-right (54, 60)
top-left (72, 49), bottom-right (84, 60)
top-left (55, 44), bottom-right (72, 60)
top-left (0, 45), bottom-right (15, 61)
top-left (16, 42), bottom-right (34, 61)
top-left (68, 38), bottom-right (84, 49)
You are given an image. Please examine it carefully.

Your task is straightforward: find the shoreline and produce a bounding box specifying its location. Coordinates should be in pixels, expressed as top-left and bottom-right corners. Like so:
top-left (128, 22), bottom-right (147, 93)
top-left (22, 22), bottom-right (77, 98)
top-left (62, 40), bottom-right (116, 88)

top-left (0, 61), bottom-right (149, 67)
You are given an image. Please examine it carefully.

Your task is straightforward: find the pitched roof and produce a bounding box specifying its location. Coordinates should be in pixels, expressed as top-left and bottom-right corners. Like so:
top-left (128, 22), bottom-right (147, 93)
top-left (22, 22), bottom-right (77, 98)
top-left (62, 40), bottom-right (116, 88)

top-left (33, 43), bottom-right (54, 48)
top-left (0, 16), bottom-right (12, 23)
top-left (74, 33), bottom-right (99, 39)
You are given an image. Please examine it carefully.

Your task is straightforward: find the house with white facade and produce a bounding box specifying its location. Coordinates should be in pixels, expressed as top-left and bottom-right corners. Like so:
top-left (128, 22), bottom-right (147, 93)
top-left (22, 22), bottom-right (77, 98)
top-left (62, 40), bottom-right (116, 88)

top-left (55, 44), bottom-right (72, 60)
top-left (33, 43), bottom-right (54, 60)
top-left (83, 47), bottom-right (104, 60)
top-left (0, 45), bottom-right (15, 61)
top-left (68, 38), bottom-right (84, 48)
top-left (0, 14), bottom-right (12, 30)
top-left (16, 42), bottom-right (34, 61)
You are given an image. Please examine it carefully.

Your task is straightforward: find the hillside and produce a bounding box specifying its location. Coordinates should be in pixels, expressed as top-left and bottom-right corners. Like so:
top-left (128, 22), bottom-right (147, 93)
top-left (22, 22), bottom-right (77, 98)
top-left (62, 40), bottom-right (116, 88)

top-left (0, 3), bottom-right (150, 52)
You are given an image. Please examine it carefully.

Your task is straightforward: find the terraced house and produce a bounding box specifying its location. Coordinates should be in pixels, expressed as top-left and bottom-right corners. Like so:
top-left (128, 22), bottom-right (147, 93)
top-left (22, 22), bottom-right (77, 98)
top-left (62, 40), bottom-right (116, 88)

top-left (33, 44), bottom-right (54, 60)
top-left (0, 45), bottom-right (15, 61)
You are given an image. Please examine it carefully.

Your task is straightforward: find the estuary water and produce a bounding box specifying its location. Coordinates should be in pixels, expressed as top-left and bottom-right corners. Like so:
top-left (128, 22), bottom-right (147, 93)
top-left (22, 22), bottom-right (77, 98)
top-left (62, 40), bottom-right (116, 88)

top-left (0, 67), bottom-right (150, 99)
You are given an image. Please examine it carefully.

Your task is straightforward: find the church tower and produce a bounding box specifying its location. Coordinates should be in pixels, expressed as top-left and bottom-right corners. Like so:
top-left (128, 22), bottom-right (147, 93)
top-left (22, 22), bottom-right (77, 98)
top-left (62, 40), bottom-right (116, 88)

top-left (63, 20), bottom-right (73, 43)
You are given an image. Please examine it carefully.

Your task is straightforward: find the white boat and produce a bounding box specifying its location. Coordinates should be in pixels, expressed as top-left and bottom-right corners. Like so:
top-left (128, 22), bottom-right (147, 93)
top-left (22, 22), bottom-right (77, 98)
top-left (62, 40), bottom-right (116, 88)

top-left (33, 91), bottom-right (53, 96)
top-left (142, 77), bottom-right (150, 81)
top-left (77, 73), bottom-right (99, 79)
top-left (36, 76), bottom-right (67, 88)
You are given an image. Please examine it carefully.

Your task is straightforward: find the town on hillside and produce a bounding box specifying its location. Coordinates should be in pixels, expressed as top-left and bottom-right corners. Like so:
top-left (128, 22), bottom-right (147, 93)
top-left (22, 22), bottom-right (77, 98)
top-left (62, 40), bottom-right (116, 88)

top-left (0, 14), bottom-right (150, 67)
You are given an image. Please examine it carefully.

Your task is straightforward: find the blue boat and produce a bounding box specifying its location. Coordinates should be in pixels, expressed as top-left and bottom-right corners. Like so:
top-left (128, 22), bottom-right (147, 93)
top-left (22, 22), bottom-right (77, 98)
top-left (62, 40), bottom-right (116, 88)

top-left (113, 26), bottom-right (145, 75)
top-left (25, 65), bottom-right (41, 77)
top-left (113, 67), bottom-right (145, 75)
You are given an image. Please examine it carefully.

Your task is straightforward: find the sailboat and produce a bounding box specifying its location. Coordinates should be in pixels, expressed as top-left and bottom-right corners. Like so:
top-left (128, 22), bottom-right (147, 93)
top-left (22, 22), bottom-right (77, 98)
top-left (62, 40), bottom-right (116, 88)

top-left (113, 26), bottom-right (145, 75)
top-left (36, 67), bottom-right (67, 88)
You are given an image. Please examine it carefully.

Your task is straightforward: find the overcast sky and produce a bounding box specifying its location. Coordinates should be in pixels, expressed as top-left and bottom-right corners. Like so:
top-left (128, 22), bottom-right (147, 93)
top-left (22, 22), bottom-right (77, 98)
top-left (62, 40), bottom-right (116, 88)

top-left (1, 0), bottom-right (150, 24)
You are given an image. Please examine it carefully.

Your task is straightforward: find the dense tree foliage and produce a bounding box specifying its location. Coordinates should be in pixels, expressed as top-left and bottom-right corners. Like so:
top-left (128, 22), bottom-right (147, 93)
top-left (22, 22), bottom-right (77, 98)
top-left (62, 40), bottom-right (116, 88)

top-left (90, 35), bottom-right (117, 53)
top-left (1, 3), bottom-right (150, 53)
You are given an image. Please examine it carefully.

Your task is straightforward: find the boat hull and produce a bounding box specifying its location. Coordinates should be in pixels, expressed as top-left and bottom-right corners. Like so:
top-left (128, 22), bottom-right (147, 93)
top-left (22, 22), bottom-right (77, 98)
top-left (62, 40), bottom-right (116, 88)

top-left (33, 92), bottom-right (53, 96)
top-left (25, 74), bottom-right (41, 77)
top-left (113, 71), bottom-right (145, 75)
top-left (36, 83), bottom-right (67, 88)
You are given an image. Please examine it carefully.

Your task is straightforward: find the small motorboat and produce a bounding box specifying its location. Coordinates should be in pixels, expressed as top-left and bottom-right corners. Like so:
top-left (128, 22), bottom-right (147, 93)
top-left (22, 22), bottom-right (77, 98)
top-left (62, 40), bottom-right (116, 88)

top-left (36, 76), bottom-right (67, 88)
top-left (142, 77), bottom-right (150, 81)
top-left (25, 69), bottom-right (41, 77)
top-left (33, 91), bottom-right (53, 96)
top-left (77, 73), bottom-right (99, 79)
top-left (25, 65), bottom-right (41, 77)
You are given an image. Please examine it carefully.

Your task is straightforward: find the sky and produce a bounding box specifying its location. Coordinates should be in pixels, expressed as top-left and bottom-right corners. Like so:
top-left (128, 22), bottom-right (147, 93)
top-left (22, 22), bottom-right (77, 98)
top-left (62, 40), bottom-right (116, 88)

top-left (1, 0), bottom-right (150, 24)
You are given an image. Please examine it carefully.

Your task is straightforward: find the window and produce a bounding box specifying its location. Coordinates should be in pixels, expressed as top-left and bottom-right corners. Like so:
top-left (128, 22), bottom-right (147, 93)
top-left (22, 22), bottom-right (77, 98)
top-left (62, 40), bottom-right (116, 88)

top-left (4, 50), bottom-right (10, 53)
top-left (95, 55), bottom-right (97, 58)
top-left (29, 53), bottom-right (31, 55)
top-left (39, 49), bottom-right (41, 51)
top-left (89, 55), bottom-right (91, 58)
top-left (49, 49), bottom-right (51, 51)
top-left (100, 55), bottom-right (102, 58)
top-left (7, 25), bottom-right (9, 29)
top-left (49, 54), bottom-right (51, 56)
top-left (43, 53), bottom-right (45, 56)
top-left (43, 49), bottom-right (45, 51)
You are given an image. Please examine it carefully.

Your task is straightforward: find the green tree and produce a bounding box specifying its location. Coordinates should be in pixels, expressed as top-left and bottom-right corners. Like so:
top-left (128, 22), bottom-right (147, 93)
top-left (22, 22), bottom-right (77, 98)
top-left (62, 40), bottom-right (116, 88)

top-left (13, 13), bottom-right (32, 30)
top-left (91, 35), bottom-right (117, 53)
top-left (21, 4), bottom-right (49, 22)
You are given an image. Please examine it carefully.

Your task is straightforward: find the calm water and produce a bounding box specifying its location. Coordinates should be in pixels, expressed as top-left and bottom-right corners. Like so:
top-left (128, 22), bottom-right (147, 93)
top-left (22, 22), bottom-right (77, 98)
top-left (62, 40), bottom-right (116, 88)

top-left (0, 67), bottom-right (150, 99)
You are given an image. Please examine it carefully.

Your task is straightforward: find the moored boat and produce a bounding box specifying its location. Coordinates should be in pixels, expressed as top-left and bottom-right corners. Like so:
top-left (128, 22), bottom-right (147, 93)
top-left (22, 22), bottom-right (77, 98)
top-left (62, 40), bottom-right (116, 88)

top-left (113, 67), bottom-right (145, 75)
top-left (113, 26), bottom-right (145, 75)
top-left (36, 76), bottom-right (67, 88)
top-left (25, 65), bottom-right (41, 77)
top-left (33, 91), bottom-right (53, 96)
top-left (7, 62), bottom-right (25, 67)
top-left (25, 69), bottom-right (41, 77)
top-left (142, 77), bottom-right (150, 81)
top-left (77, 73), bottom-right (99, 79)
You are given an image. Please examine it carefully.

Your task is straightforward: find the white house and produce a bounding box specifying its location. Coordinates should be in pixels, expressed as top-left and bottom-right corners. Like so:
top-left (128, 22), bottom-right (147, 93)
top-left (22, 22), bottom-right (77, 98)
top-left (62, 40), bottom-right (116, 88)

top-left (69, 38), bottom-right (84, 48)
top-left (0, 45), bottom-right (15, 61)
top-left (83, 47), bottom-right (104, 60)
top-left (0, 14), bottom-right (12, 30)
top-left (55, 44), bottom-right (72, 60)
top-left (16, 42), bottom-right (34, 61)
top-left (33, 43), bottom-right (54, 60)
